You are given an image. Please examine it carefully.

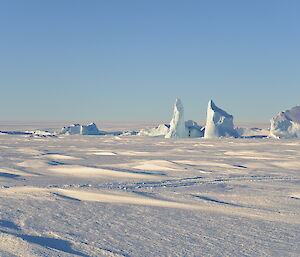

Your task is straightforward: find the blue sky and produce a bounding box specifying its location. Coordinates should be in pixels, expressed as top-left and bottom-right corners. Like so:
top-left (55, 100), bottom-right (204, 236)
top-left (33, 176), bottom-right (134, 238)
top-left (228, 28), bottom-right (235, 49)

top-left (0, 0), bottom-right (299, 122)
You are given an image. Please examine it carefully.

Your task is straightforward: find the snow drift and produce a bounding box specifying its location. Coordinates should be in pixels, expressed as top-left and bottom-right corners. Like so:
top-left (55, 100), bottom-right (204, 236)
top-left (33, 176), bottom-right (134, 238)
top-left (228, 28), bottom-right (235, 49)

top-left (269, 105), bottom-right (300, 139)
top-left (204, 100), bottom-right (238, 138)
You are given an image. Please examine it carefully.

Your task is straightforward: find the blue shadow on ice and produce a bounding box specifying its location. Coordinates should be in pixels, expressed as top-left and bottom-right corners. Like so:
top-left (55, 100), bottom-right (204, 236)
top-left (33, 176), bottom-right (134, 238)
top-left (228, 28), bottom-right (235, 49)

top-left (0, 131), bottom-right (32, 135)
top-left (0, 220), bottom-right (20, 230)
top-left (53, 193), bottom-right (81, 201)
top-left (0, 172), bottom-right (20, 179)
top-left (0, 229), bottom-right (89, 257)
top-left (192, 195), bottom-right (243, 207)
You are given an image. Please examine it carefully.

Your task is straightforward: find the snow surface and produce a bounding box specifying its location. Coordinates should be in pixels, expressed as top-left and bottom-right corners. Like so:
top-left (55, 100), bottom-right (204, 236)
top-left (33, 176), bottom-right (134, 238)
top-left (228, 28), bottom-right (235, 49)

top-left (270, 105), bottom-right (300, 138)
top-left (204, 100), bottom-right (239, 138)
top-left (0, 121), bottom-right (299, 257)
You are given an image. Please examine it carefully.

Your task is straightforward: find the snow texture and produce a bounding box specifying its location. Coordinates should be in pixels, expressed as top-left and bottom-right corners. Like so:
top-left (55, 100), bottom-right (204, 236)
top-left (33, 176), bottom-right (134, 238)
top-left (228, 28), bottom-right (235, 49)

top-left (0, 121), bottom-right (299, 257)
top-left (165, 98), bottom-right (189, 138)
top-left (269, 105), bottom-right (300, 139)
top-left (204, 100), bottom-right (239, 138)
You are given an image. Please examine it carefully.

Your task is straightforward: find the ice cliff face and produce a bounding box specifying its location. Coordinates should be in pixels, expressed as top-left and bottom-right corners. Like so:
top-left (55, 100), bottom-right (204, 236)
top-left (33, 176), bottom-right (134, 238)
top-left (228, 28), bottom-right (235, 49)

top-left (204, 100), bottom-right (238, 138)
top-left (165, 98), bottom-right (189, 138)
top-left (60, 124), bottom-right (81, 135)
top-left (269, 105), bottom-right (300, 138)
top-left (60, 123), bottom-right (100, 135)
top-left (81, 123), bottom-right (100, 135)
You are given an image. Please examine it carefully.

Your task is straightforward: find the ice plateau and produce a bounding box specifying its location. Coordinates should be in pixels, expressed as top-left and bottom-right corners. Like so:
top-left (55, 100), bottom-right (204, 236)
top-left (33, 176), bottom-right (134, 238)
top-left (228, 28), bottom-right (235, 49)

top-left (204, 100), bottom-right (239, 138)
top-left (269, 105), bottom-right (300, 138)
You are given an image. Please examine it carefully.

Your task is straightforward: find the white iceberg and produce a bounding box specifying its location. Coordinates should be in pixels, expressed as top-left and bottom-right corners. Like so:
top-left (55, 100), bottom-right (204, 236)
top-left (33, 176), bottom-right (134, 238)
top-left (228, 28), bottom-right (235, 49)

top-left (138, 124), bottom-right (170, 137)
top-left (185, 120), bottom-right (204, 138)
top-left (204, 100), bottom-right (238, 138)
top-left (60, 123), bottom-right (100, 135)
top-left (139, 99), bottom-right (204, 138)
top-left (60, 124), bottom-right (81, 135)
top-left (81, 123), bottom-right (100, 135)
top-left (165, 98), bottom-right (189, 138)
top-left (235, 127), bottom-right (268, 138)
top-left (269, 105), bottom-right (300, 139)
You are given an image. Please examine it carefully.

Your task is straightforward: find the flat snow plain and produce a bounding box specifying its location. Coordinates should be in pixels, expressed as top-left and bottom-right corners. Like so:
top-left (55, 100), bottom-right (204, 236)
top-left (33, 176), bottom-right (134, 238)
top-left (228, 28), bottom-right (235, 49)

top-left (0, 121), bottom-right (299, 257)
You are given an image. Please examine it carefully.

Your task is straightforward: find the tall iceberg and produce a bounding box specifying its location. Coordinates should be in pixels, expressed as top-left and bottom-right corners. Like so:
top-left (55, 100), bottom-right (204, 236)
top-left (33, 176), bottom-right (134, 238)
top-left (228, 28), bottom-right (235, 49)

top-left (269, 105), bottom-right (300, 139)
top-left (138, 98), bottom-right (204, 138)
top-left (204, 100), bottom-right (238, 138)
top-left (165, 98), bottom-right (189, 138)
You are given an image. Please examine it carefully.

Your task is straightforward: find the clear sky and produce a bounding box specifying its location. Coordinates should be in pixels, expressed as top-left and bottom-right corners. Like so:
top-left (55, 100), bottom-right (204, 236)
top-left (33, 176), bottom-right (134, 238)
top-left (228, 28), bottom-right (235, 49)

top-left (0, 0), bottom-right (299, 122)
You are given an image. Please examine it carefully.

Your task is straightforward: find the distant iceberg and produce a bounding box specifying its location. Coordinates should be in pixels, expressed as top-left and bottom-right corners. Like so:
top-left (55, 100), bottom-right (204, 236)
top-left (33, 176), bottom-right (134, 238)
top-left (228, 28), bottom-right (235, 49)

top-left (185, 120), bottom-right (204, 138)
top-left (138, 98), bottom-right (204, 138)
top-left (165, 98), bottom-right (189, 138)
top-left (138, 124), bottom-right (170, 137)
top-left (269, 105), bottom-right (300, 139)
top-left (235, 127), bottom-right (268, 139)
top-left (204, 100), bottom-right (239, 138)
top-left (60, 123), bottom-right (101, 135)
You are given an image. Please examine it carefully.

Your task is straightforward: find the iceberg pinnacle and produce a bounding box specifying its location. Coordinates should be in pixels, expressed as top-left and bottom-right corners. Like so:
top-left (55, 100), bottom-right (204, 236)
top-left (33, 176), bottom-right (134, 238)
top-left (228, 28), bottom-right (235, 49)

top-left (204, 100), bottom-right (238, 138)
top-left (269, 105), bottom-right (300, 138)
top-left (139, 99), bottom-right (203, 138)
top-left (165, 98), bottom-right (189, 138)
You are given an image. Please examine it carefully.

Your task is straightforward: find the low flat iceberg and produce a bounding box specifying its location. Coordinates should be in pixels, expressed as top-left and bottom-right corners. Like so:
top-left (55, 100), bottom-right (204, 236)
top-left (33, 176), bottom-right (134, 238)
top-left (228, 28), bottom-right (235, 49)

top-left (60, 123), bottom-right (101, 135)
top-left (138, 124), bottom-right (170, 137)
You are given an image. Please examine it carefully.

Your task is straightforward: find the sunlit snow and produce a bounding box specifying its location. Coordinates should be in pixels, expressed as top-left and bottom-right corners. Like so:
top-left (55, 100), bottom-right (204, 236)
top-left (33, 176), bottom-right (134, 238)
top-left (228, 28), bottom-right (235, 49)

top-left (0, 121), bottom-right (299, 256)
